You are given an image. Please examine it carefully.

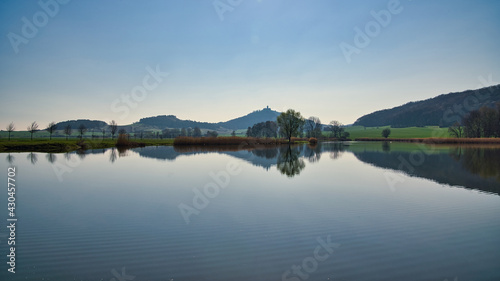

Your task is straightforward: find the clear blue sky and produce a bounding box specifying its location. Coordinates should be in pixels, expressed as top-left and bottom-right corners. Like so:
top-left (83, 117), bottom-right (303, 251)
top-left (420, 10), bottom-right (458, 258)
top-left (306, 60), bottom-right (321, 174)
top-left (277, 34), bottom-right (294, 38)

top-left (1, 0), bottom-right (499, 129)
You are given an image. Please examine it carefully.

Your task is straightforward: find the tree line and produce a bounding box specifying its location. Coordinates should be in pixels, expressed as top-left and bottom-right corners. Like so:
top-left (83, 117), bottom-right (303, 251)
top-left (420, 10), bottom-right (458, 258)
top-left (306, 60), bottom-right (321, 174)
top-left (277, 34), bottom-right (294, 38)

top-left (5, 120), bottom-right (121, 141)
top-left (244, 110), bottom-right (352, 142)
top-left (4, 108), bottom-right (412, 142)
top-left (449, 103), bottom-right (500, 138)
top-left (9, 109), bottom-right (355, 142)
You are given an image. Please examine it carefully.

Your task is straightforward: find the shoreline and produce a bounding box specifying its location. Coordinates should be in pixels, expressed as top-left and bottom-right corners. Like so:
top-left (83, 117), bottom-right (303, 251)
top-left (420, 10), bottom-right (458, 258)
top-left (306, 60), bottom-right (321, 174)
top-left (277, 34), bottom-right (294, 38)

top-left (1, 137), bottom-right (500, 153)
top-left (0, 138), bottom-right (174, 153)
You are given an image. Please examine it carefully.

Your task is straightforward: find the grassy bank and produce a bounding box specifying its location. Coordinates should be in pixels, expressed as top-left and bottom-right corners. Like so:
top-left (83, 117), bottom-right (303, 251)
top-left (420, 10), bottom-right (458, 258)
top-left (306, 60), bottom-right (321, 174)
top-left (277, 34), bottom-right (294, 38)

top-left (354, 137), bottom-right (500, 144)
top-left (344, 126), bottom-right (449, 139)
top-left (0, 136), bottom-right (303, 153)
top-left (3, 134), bottom-right (499, 153)
top-left (0, 138), bottom-right (174, 153)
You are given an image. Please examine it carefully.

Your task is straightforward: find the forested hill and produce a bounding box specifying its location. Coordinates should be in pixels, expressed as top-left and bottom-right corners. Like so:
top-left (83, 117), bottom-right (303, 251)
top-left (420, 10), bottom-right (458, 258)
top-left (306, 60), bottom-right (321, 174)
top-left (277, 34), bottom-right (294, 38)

top-left (139, 115), bottom-right (219, 130)
top-left (353, 85), bottom-right (500, 127)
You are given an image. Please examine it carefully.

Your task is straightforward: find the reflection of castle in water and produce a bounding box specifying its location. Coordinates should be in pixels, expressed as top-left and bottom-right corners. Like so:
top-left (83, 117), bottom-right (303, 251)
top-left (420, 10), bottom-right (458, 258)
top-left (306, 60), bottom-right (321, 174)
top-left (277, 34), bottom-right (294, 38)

top-left (131, 142), bottom-right (349, 177)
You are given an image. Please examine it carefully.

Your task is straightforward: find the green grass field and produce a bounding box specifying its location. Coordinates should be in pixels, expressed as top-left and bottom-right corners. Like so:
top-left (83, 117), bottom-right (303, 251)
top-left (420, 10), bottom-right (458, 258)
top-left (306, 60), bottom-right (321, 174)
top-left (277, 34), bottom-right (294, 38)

top-left (0, 137), bottom-right (174, 153)
top-left (0, 126), bottom-right (452, 141)
top-left (343, 126), bottom-right (450, 139)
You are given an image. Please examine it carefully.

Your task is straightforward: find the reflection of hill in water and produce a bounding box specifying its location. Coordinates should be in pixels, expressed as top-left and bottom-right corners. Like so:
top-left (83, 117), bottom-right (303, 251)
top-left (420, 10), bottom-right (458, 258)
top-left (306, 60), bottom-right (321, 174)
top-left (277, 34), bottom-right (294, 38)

top-left (131, 142), bottom-right (500, 195)
top-left (351, 145), bottom-right (500, 195)
top-left (133, 146), bottom-right (279, 169)
top-left (133, 143), bottom-right (346, 170)
top-left (133, 146), bottom-right (187, 161)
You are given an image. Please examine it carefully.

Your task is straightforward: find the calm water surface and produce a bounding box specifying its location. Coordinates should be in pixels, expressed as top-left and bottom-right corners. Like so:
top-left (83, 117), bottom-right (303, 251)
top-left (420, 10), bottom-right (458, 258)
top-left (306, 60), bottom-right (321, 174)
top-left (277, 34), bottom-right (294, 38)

top-left (0, 142), bottom-right (499, 281)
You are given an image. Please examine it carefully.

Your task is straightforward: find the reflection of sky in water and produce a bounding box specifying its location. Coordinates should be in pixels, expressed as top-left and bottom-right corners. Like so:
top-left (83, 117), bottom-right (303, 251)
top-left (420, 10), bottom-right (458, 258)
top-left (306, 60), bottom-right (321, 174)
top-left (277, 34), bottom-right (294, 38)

top-left (0, 143), bottom-right (499, 281)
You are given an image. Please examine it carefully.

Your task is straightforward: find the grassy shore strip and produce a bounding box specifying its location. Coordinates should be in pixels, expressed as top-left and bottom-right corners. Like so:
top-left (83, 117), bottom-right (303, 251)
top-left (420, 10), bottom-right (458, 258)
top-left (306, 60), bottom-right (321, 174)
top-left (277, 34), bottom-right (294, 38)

top-left (355, 137), bottom-right (500, 144)
top-left (0, 138), bottom-right (175, 153)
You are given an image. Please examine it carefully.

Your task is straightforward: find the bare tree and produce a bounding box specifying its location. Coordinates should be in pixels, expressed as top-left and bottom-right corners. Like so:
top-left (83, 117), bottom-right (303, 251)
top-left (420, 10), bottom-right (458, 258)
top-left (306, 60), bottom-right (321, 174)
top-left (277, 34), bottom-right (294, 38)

top-left (45, 122), bottom-right (57, 140)
top-left (305, 116), bottom-right (322, 138)
top-left (109, 120), bottom-right (118, 139)
top-left (328, 120), bottom-right (344, 138)
top-left (27, 121), bottom-right (38, 140)
top-left (64, 125), bottom-right (72, 140)
top-left (78, 124), bottom-right (87, 139)
top-left (6, 122), bottom-right (15, 141)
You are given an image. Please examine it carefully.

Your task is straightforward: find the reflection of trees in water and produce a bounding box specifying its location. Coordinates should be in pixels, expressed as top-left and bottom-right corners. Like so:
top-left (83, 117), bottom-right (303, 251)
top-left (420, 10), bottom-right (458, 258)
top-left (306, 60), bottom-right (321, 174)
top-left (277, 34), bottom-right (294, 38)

top-left (382, 142), bottom-right (391, 152)
top-left (328, 143), bottom-right (346, 160)
top-left (117, 146), bottom-right (128, 157)
top-left (46, 153), bottom-right (57, 164)
top-left (109, 148), bottom-right (117, 163)
top-left (6, 154), bottom-right (15, 164)
top-left (27, 152), bottom-right (38, 165)
top-left (450, 146), bottom-right (500, 181)
top-left (277, 145), bottom-right (305, 177)
top-left (76, 149), bottom-right (86, 160)
top-left (252, 148), bottom-right (278, 159)
top-left (304, 143), bottom-right (321, 163)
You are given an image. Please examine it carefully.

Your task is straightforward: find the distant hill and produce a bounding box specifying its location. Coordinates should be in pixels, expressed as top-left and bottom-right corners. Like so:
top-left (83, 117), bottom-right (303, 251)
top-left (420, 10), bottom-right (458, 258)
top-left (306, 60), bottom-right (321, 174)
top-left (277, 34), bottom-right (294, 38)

top-left (138, 106), bottom-right (281, 130)
top-left (217, 106), bottom-right (281, 130)
top-left (138, 115), bottom-right (219, 130)
top-left (55, 119), bottom-right (108, 130)
top-left (353, 85), bottom-right (500, 127)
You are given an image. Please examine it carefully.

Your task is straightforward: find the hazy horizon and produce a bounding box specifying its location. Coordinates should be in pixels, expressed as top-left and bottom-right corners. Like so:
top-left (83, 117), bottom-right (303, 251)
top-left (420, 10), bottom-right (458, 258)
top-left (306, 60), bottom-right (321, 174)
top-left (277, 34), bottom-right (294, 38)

top-left (1, 0), bottom-right (499, 129)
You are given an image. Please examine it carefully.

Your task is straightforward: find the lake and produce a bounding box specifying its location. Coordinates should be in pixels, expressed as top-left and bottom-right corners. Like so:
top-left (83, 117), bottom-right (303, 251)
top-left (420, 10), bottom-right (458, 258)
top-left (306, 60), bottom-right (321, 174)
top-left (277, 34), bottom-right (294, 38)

top-left (1, 142), bottom-right (499, 281)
